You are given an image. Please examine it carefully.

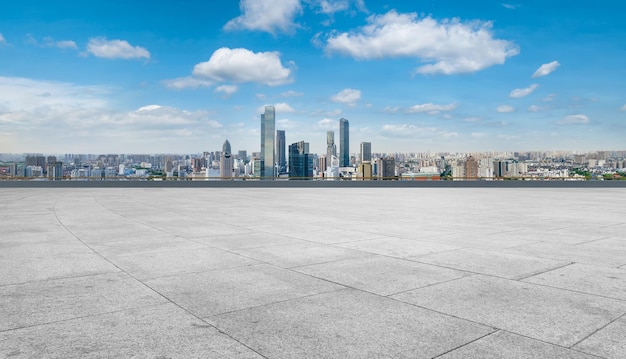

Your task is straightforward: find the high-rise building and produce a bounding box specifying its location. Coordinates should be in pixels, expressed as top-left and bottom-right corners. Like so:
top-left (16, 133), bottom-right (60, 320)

top-left (260, 106), bottom-right (275, 179)
top-left (339, 118), bottom-right (349, 167)
top-left (220, 140), bottom-right (233, 179)
top-left (464, 156), bottom-right (479, 180)
top-left (237, 150), bottom-right (248, 163)
top-left (381, 157), bottom-right (396, 180)
top-left (326, 131), bottom-right (337, 168)
top-left (288, 141), bottom-right (313, 179)
top-left (360, 142), bottom-right (372, 163)
top-left (276, 130), bottom-right (286, 174)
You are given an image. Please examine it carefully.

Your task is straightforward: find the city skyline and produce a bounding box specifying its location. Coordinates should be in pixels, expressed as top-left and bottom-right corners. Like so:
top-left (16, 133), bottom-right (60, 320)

top-left (1, 1), bottom-right (625, 154)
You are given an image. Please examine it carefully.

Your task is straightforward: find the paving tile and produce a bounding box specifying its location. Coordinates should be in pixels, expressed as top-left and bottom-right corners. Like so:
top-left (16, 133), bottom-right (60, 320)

top-left (0, 272), bottom-right (166, 331)
top-left (523, 263), bottom-right (626, 300)
top-left (193, 231), bottom-right (307, 250)
top-left (0, 252), bottom-right (119, 286)
top-left (0, 240), bottom-right (93, 259)
top-left (439, 330), bottom-right (599, 359)
top-left (391, 275), bottom-right (626, 347)
top-left (504, 242), bottom-right (626, 267)
top-left (574, 315), bottom-right (626, 359)
top-left (0, 304), bottom-right (264, 359)
top-left (89, 234), bottom-right (207, 256)
top-left (233, 242), bottom-right (372, 268)
top-left (294, 255), bottom-right (470, 296)
top-left (279, 228), bottom-right (385, 244)
top-left (335, 237), bottom-right (460, 258)
top-left (145, 264), bottom-right (344, 316)
top-left (210, 289), bottom-right (495, 359)
top-left (414, 248), bottom-right (569, 279)
top-left (108, 246), bottom-right (258, 279)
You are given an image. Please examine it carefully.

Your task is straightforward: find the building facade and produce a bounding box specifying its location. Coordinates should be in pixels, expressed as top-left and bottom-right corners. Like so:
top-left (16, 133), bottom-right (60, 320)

top-left (288, 141), bottom-right (313, 179)
top-left (339, 118), bottom-right (349, 167)
top-left (260, 106), bottom-right (275, 179)
top-left (360, 142), bottom-right (371, 163)
top-left (276, 130), bottom-right (286, 174)
top-left (220, 140), bottom-right (233, 179)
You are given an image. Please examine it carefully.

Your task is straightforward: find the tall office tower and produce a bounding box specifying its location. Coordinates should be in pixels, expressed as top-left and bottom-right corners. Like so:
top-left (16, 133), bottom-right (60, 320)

top-left (464, 156), bottom-right (479, 180)
top-left (382, 157), bottom-right (396, 180)
top-left (360, 142), bottom-right (372, 163)
top-left (276, 130), bottom-right (286, 174)
top-left (238, 150), bottom-right (248, 164)
top-left (260, 106), bottom-right (276, 179)
top-left (220, 140), bottom-right (233, 179)
top-left (288, 141), bottom-right (313, 179)
top-left (339, 118), bottom-right (349, 167)
top-left (326, 131), bottom-right (337, 168)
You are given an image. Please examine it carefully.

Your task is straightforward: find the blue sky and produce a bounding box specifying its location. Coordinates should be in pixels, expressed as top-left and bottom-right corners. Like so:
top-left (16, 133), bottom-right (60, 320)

top-left (1, 0), bottom-right (624, 154)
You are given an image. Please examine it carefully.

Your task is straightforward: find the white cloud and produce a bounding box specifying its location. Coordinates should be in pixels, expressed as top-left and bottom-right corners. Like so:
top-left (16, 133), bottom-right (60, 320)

top-left (310, 0), bottom-right (368, 15)
top-left (331, 88), bottom-right (361, 105)
top-left (281, 90), bottom-right (303, 97)
top-left (316, 118), bottom-right (338, 130)
top-left (620, 104), bottom-right (626, 111)
top-left (502, 4), bottom-right (520, 9)
top-left (497, 105), bottom-right (514, 113)
top-left (557, 114), bottom-right (589, 125)
top-left (0, 33), bottom-right (6, 45)
top-left (215, 85), bottom-right (239, 97)
top-left (257, 102), bottom-right (296, 114)
top-left (527, 105), bottom-right (547, 112)
top-left (162, 77), bottom-right (213, 90)
top-left (87, 37), bottom-right (150, 60)
top-left (406, 103), bottom-right (456, 114)
top-left (276, 118), bottom-right (299, 129)
top-left (381, 124), bottom-right (438, 138)
top-left (193, 47), bottom-right (293, 86)
top-left (55, 40), bottom-right (77, 49)
top-left (471, 132), bottom-right (487, 138)
top-left (542, 93), bottom-right (556, 102)
top-left (224, 0), bottom-right (302, 34)
top-left (532, 61), bottom-right (560, 78)
top-left (325, 10), bottom-right (518, 75)
top-left (509, 84), bottom-right (538, 98)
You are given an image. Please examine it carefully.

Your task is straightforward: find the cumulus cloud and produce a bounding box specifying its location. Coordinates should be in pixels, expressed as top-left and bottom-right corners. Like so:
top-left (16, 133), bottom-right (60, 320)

top-left (311, 0), bottom-right (367, 14)
top-left (87, 37), bottom-right (150, 60)
top-left (532, 61), bottom-right (560, 78)
top-left (55, 40), bottom-right (78, 49)
top-left (0, 33), bottom-right (6, 45)
top-left (543, 93), bottom-right (556, 102)
top-left (406, 103), bottom-right (456, 114)
top-left (502, 3), bottom-right (520, 9)
top-left (527, 105), bottom-right (546, 112)
top-left (162, 77), bottom-right (213, 90)
top-left (331, 88), bottom-right (361, 105)
top-left (325, 10), bottom-right (518, 75)
top-left (381, 124), bottom-right (438, 138)
top-left (215, 85), bottom-right (239, 97)
top-left (193, 47), bottom-right (293, 86)
top-left (257, 102), bottom-right (296, 114)
top-left (557, 114), bottom-right (589, 125)
top-left (224, 0), bottom-right (302, 34)
top-left (281, 90), bottom-right (303, 97)
top-left (497, 105), bottom-right (514, 113)
top-left (509, 84), bottom-right (538, 98)
top-left (316, 118), bottom-right (338, 130)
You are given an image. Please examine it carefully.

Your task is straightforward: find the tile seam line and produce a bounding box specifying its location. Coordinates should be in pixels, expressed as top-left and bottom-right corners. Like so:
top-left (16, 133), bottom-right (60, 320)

top-left (430, 329), bottom-right (500, 359)
top-left (569, 312), bottom-right (626, 349)
top-left (0, 270), bottom-right (125, 289)
top-left (52, 195), bottom-right (270, 359)
top-left (513, 261), bottom-right (576, 281)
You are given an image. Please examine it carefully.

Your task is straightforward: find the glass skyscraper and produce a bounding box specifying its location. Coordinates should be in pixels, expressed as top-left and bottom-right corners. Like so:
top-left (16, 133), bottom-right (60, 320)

top-left (260, 106), bottom-right (275, 179)
top-left (276, 129), bottom-right (286, 174)
top-left (360, 142), bottom-right (371, 163)
top-left (339, 118), bottom-right (349, 167)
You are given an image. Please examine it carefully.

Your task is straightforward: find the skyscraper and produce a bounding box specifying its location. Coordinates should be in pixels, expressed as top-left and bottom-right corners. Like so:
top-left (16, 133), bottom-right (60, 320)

top-left (339, 118), bottom-right (349, 167)
top-left (276, 129), bottom-right (286, 174)
top-left (288, 141), bottom-right (313, 179)
top-left (220, 139), bottom-right (233, 179)
top-left (260, 106), bottom-right (275, 179)
top-left (326, 131), bottom-right (337, 168)
top-left (360, 142), bottom-right (371, 163)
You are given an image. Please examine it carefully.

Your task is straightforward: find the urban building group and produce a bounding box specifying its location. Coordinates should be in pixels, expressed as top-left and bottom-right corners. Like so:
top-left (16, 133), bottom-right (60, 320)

top-left (1, 105), bottom-right (626, 181)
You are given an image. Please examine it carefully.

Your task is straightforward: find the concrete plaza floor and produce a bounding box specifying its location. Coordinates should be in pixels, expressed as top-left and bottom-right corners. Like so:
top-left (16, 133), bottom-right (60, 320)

top-left (1, 187), bottom-right (625, 358)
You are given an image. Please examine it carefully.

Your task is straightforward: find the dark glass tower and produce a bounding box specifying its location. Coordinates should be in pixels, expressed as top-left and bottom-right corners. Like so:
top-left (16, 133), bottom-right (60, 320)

top-left (276, 130), bottom-right (286, 174)
top-left (339, 118), bottom-right (349, 167)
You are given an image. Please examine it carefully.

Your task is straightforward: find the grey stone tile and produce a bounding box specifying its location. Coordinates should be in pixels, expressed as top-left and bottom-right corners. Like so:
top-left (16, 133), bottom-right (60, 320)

top-left (574, 315), bottom-right (626, 359)
top-left (439, 330), bottom-right (599, 359)
top-left (280, 228), bottom-right (385, 244)
top-left (391, 275), bottom-right (626, 347)
top-left (504, 242), bottom-right (626, 267)
top-left (335, 237), bottom-right (460, 258)
top-left (576, 236), bottom-right (626, 251)
top-left (89, 234), bottom-right (207, 256)
top-left (523, 263), bottom-right (626, 300)
top-left (0, 304), bottom-right (263, 359)
top-left (425, 232), bottom-right (539, 250)
top-left (0, 272), bottom-right (166, 331)
top-left (233, 242), bottom-right (372, 268)
top-left (108, 247), bottom-right (258, 279)
top-left (0, 240), bottom-right (93, 259)
top-left (193, 231), bottom-right (307, 250)
top-left (0, 252), bottom-right (119, 286)
top-left (294, 255), bottom-right (470, 296)
top-left (414, 248), bottom-right (569, 279)
top-left (145, 264), bottom-right (344, 316)
top-left (210, 289), bottom-right (495, 359)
